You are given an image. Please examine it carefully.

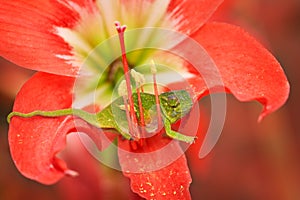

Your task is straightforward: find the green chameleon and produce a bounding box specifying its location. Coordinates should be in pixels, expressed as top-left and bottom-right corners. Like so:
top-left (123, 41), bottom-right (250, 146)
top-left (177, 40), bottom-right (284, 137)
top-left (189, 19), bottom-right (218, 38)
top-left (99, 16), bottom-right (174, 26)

top-left (7, 90), bottom-right (195, 143)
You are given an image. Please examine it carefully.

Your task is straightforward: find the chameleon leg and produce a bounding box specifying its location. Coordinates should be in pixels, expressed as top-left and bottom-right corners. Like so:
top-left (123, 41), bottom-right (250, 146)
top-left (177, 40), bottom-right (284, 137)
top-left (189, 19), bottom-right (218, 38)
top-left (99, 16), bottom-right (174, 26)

top-left (163, 118), bottom-right (196, 143)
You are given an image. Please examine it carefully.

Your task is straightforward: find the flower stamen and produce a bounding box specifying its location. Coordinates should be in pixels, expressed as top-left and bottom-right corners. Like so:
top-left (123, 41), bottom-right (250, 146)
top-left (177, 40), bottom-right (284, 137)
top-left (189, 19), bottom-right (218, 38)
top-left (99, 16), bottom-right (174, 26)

top-left (151, 60), bottom-right (162, 131)
top-left (131, 69), bottom-right (146, 146)
top-left (115, 21), bottom-right (140, 140)
top-left (118, 80), bottom-right (134, 138)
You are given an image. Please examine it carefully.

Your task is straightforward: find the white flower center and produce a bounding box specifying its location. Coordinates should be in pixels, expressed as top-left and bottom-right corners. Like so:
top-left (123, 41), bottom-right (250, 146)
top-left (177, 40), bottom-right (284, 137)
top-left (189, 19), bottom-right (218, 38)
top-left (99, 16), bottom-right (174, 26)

top-left (55, 0), bottom-right (191, 108)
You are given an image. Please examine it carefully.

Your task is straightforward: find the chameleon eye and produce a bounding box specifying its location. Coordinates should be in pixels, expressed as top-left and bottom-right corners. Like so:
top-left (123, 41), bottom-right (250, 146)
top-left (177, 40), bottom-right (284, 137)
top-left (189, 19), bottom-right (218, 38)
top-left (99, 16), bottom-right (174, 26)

top-left (167, 95), bottom-right (180, 107)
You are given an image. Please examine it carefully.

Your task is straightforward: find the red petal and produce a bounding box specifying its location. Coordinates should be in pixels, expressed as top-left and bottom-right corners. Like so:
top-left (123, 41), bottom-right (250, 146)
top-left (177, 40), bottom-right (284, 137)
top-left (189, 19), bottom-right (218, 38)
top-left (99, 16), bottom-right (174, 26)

top-left (8, 72), bottom-right (107, 184)
top-left (174, 22), bottom-right (289, 120)
top-left (183, 105), bottom-right (213, 178)
top-left (58, 134), bottom-right (142, 199)
top-left (0, 0), bottom-right (93, 76)
top-left (8, 72), bottom-right (74, 184)
top-left (57, 134), bottom-right (105, 200)
top-left (168, 0), bottom-right (223, 34)
top-left (118, 136), bottom-right (192, 199)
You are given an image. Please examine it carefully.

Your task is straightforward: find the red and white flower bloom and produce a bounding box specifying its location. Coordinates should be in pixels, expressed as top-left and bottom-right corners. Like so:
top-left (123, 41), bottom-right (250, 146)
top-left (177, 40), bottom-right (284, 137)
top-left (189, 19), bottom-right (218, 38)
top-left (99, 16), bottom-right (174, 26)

top-left (0, 0), bottom-right (289, 199)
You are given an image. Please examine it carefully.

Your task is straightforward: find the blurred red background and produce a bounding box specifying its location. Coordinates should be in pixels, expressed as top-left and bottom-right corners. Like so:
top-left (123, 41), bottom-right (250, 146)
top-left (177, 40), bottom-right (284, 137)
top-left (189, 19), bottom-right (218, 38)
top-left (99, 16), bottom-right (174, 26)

top-left (1, 0), bottom-right (299, 199)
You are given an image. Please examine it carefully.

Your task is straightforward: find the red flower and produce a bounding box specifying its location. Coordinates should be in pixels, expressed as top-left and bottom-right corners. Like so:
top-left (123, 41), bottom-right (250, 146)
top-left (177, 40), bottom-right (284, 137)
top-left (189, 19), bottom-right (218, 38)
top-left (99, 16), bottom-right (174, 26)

top-left (0, 0), bottom-right (289, 199)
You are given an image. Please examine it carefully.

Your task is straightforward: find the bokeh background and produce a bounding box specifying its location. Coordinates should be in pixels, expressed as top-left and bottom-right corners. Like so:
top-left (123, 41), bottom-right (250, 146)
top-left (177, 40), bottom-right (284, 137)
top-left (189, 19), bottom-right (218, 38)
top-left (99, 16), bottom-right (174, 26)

top-left (1, 0), bottom-right (299, 199)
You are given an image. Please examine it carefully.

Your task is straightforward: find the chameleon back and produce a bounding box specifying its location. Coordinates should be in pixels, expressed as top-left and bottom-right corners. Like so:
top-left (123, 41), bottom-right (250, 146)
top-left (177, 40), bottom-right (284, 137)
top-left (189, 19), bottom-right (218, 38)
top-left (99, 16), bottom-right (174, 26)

top-left (99, 90), bottom-right (193, 136)
top-left (131, 90), bottom-right (193, 124)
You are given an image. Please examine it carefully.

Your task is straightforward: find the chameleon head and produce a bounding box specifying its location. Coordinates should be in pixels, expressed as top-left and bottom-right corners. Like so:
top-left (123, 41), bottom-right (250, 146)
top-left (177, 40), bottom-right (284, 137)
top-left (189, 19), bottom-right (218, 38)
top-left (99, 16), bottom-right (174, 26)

top-left (159, 90), bottom-right (193, 123)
